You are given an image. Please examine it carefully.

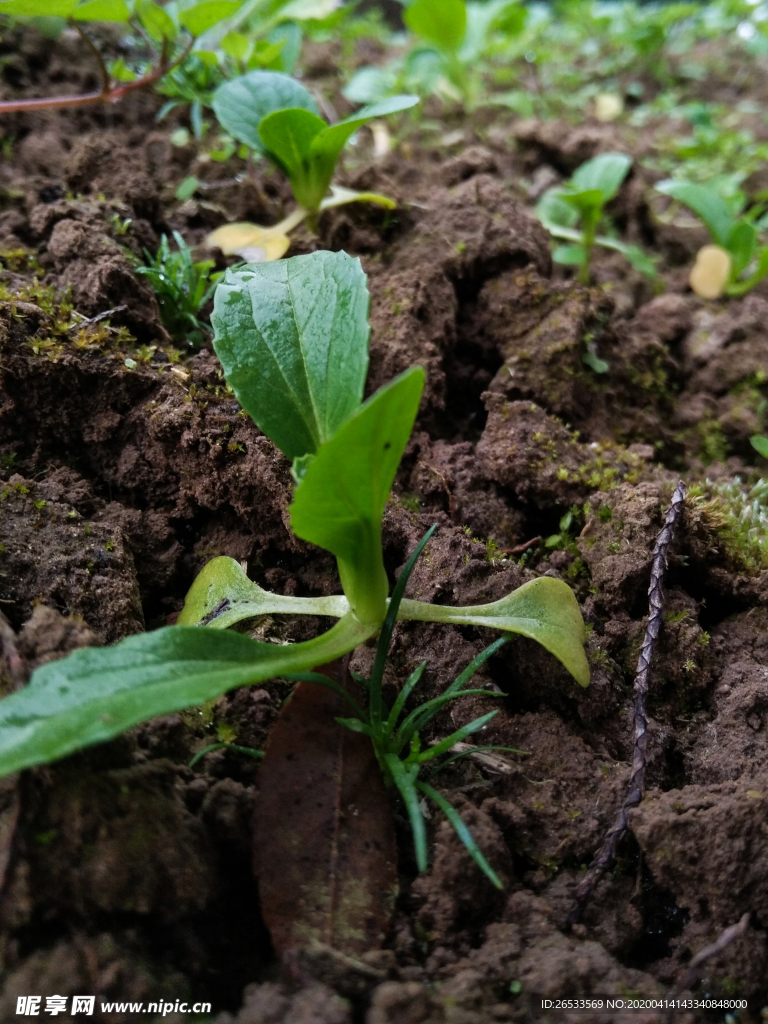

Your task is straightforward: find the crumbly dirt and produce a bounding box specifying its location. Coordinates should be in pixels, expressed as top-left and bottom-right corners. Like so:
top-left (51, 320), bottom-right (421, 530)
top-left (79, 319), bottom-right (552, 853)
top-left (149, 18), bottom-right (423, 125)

top-left (2, 22), bottom-right (768, 1024)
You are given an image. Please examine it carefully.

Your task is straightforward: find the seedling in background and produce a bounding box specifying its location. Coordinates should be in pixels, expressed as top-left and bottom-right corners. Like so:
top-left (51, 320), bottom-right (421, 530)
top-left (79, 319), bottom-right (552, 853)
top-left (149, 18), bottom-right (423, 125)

top-left (536, 152), bottom-right (656, 284)
top-left (0, 0), bottom-right (237, 114)
top-left (0, 250), bottom-right (589, 782)
top-left (344, 0), bottom-right (525, 112)
top-left (207, 70), bottom-right (418, 258)
top-left (134, 231), bottom-right (223, 347)
top-left (291, 530), bottom-right (524, 888)
top-left (656, 180), bottom-right (768, 298)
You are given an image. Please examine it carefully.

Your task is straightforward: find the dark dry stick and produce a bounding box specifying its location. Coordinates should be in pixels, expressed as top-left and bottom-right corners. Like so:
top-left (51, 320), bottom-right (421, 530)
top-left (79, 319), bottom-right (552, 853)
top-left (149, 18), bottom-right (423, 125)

top-left (567, 480), bottom-right (687, 928)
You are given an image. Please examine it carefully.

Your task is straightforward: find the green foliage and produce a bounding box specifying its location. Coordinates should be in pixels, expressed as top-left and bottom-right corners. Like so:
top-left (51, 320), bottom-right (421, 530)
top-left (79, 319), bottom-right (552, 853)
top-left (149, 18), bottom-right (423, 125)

top-left (211, 251), bottom-right (369, 460)
top-left (656, 179), bottom-right (768, 295)
top-left (689, 477), bottom-right (768, 574)
top-left (213, 70), bottom-right (418, 213)
top-left (537, 153), bottom-right (655, 283)
top-left (0, 250), bottom-right (588, 778)
top-left (134, 231), bottom-right (222, 347)
top-left (290, 527), bottom-right (519, 888)
top-left (751, 435), bottom-right (768, 460)
top-left (345, 0), bottom-right (525, 112)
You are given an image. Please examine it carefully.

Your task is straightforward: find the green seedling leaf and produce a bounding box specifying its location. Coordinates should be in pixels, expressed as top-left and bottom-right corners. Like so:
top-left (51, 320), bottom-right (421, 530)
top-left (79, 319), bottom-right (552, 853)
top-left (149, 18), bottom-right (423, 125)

top-left (386, 753), bottom-right (427, 870)
top-left (751, 435), bottom-right (768, 459)
top-left (582, 350), bottom-right (610, 374)
top-left (211, 250), bottom-right (370, 461)
top-left (258, 95), bottom-right (418, 212)
top-left (726, 220), bottom-right (758, 277)
top-left (220, 29), bottom-right (249, 60)
top-left (136, 0), bottom-right (176, 41)
top-left (175, 175), bottom-right (199, 201)
top-left (553, 244), bottom-right (587, 266)
top-left (290, 367), bottom-right (425, 625)
top-left (179, 0), bottom-right (240, 35)
top-left (212, 70), bottom-right (319, 156)
top-left (178, 556), bottom-right (349, 628)
top-left (536, 190), bottom-right (579, 230)
top-left (0, 615), bottom-right (376, 778)
top-left (727, 246), bottom-right (768, 296)
top-left (255, 674), bottom-right (398, 957)
top-left (570, 152), bottom-right (632, 202)
top-left (72, 0), bottom-right (129, 21)
top-left (405, 0), bottom-right (467, 53)
top-left (0, 0), bottom-right (76, 13)
top-left (656, 180), bottom-right (735, 248)
top-left (399, 576), bottom-right (590, 688)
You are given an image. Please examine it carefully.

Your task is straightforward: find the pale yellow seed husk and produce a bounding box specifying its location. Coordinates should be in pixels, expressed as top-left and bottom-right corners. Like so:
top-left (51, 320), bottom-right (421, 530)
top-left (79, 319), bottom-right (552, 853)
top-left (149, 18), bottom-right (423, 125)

top-left (594, 93), bottom-right (624, 122)
top-left (206, 223), bottom-right (291, 263)
top-left (689, 244), bottom-right (732, 300)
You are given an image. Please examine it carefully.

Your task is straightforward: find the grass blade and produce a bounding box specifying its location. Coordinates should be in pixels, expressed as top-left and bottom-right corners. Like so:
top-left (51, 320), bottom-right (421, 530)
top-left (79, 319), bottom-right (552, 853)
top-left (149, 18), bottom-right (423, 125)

top-left (415, 710), bottom-right (499, 763)
top-left (385, 753), bottom-right (427, 872)
top-left (442, 636), bottom-right (508, 698)
top-left (416, 781), bottom-right (503, 890)
top-left (394, 689), bottom-right (501, 750)
top-left (385, 660), bottom-right (426, 735)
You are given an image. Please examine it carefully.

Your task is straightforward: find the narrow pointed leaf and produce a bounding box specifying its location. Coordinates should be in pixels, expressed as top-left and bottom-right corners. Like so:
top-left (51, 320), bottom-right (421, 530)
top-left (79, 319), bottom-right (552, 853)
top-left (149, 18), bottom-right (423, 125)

top-left (415, 710), bottom-right (499, 762)
top-left (386, 754), bottom-right (427, 871)
top-left (416, 781), bottom-right (503, 889)
top-left (399, 576), bottom-right (590, 688)
top-left (290, 367), bottom-right (424, 625)
top-left (212, 70), bottom-right (319, 155)
top-left (211, 251), bottom-right (370, 461)
top-left (0, 615), bottom-right (375, 778)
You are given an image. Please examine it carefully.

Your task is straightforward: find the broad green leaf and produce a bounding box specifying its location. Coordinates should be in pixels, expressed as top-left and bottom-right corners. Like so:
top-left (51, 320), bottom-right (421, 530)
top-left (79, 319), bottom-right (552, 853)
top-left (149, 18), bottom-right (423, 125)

top-left (726, 220), bottom-right (757, 277)
top-left (399, 576), bottom-right (590, 688)
top-left (342, 67), bottom-right (395, 105)
top-left (561, 188), bottom-right (604, 215)
top-left (656, 179), bottom-right (735, 249)
top-left (536, 189), bottom-right (580, 231)
top-left (258, 107), bottom-right (327, 176)
top-left (570, 152), bottom-right (632, 202)
top-left (0, 615), bottom-right (376, 778)
top-left (553, 244), bottom-right (586, 266)
top-left (178, 555), bottom-right (349, 628)
top-left (72, 0), bottom-right (129, 21)
top-left (211, 250), bottom-right (370, 461)
top-left (290, 367), bottom-right (425, 625)
top-left (220, 28), bottom-right (250, 59)
top-left (212, 70), bottom-right (319, 155)
top-left (404, 0), bottom-right (466, 54)
top-left (179, 0), bottom-right (240, 35)
top-left (0, 0), bottom-right (76, 13)
top-left (751, 435), bottom-right (768, 459)
top-left (136, 0), bottom-right (176, 40)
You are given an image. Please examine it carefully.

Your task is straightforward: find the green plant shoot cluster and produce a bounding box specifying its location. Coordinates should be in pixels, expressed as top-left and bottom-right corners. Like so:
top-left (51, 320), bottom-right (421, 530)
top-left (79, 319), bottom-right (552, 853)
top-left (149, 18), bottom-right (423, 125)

top-left (212, 70), bottom-right (418, 218)
top-left (134, 230), bottom-right (223, 346)
top-left (0, 250), bottom-right (589, 780)
top-left (536, 152), bottom-right (655, 283)
top-left (656, 179), bottom-right (768, 296)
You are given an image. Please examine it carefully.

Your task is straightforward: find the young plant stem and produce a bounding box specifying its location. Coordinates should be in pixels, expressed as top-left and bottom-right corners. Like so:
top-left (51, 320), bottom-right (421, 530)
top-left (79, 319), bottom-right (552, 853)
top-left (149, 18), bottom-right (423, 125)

top-left (578, 209), bottom-right (599, 285)
top-left (567, 480), bottom-right (687, 928)
top-left (0, 31), bottom-right (192, 114)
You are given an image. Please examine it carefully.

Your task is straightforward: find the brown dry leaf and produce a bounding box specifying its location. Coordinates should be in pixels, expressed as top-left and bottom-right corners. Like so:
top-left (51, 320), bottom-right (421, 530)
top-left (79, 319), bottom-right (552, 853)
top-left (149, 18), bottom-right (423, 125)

top-left (254, 666), bottom-right (398, 959)
top-left (689, 244), bottom-right (731, 299)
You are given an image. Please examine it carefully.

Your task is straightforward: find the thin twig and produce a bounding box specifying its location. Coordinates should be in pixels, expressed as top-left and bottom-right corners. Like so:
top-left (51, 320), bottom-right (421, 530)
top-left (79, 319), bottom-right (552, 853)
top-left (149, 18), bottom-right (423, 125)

top-left (67, 305), bottom-right (128, 332)
top-left (502, 536), bottom-right (542, 555)
top-left (72, 23), bottom-right (111, 95)
top-left (675, 912), bottom-right (750, 994)
top-left (567, 480), bottom-right (687, 927)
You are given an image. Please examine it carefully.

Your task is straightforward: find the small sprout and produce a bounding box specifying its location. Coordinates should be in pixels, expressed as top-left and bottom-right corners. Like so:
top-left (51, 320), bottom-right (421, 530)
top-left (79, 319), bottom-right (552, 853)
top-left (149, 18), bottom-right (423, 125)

top-left (657, 180), bottom-right (768, 297)
top-left (689, 244), bottom-right (732, 299)
top-left (124, 358), bottom-right (137, 370)
top-left (537, 153), bottom-right (655, 284)
top-left (33, 499), bottom-right (46, 510)
top-left (750, 435), bottom-right (768, 460)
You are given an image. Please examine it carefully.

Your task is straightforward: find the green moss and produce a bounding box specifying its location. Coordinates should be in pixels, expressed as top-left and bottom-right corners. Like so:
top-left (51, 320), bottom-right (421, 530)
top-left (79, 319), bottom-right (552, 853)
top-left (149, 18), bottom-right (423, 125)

top-left (689, 477), bottom-right (768, 573)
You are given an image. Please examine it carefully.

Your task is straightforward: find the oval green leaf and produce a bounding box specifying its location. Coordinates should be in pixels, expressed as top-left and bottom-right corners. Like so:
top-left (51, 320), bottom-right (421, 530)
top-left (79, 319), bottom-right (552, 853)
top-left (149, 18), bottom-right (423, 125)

top-left (404, 0), bottom-right (466, 53)
top-left (212, 70), bottom-right (319, 155)
top-left (211, 250), bottom-right (370, 461)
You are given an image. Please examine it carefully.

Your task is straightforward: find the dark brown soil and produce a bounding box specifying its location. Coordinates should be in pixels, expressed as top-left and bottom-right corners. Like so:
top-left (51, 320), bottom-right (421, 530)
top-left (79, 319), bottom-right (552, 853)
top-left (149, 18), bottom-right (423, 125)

top-left (2, 23), bottom-right (768, 1024)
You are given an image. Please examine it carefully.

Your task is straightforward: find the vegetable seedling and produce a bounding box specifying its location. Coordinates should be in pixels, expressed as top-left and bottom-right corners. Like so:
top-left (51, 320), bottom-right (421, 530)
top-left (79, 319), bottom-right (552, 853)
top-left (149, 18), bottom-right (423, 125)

top-left (344, 0), bottom-right (525, 113)
top-left (536, 152), bottom-right (656, 284)
top-left (656, 180), bottom-right (768, 298)
top-left (134, 231), bottom-right (223, 347)
top-left (208, 70), bottom-right (418, 256)
top-left (0, 0), bottom-right (237, 114)
top-left (291, 527), bottom-right (524, 888)
top-left (0, 250), bottom-right (589, 781)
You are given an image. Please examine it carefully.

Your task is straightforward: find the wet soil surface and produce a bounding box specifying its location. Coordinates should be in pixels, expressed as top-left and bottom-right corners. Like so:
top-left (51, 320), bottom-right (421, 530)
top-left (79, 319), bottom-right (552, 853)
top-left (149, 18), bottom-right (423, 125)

top-left (2, 24), bottom-right (768, 1024)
